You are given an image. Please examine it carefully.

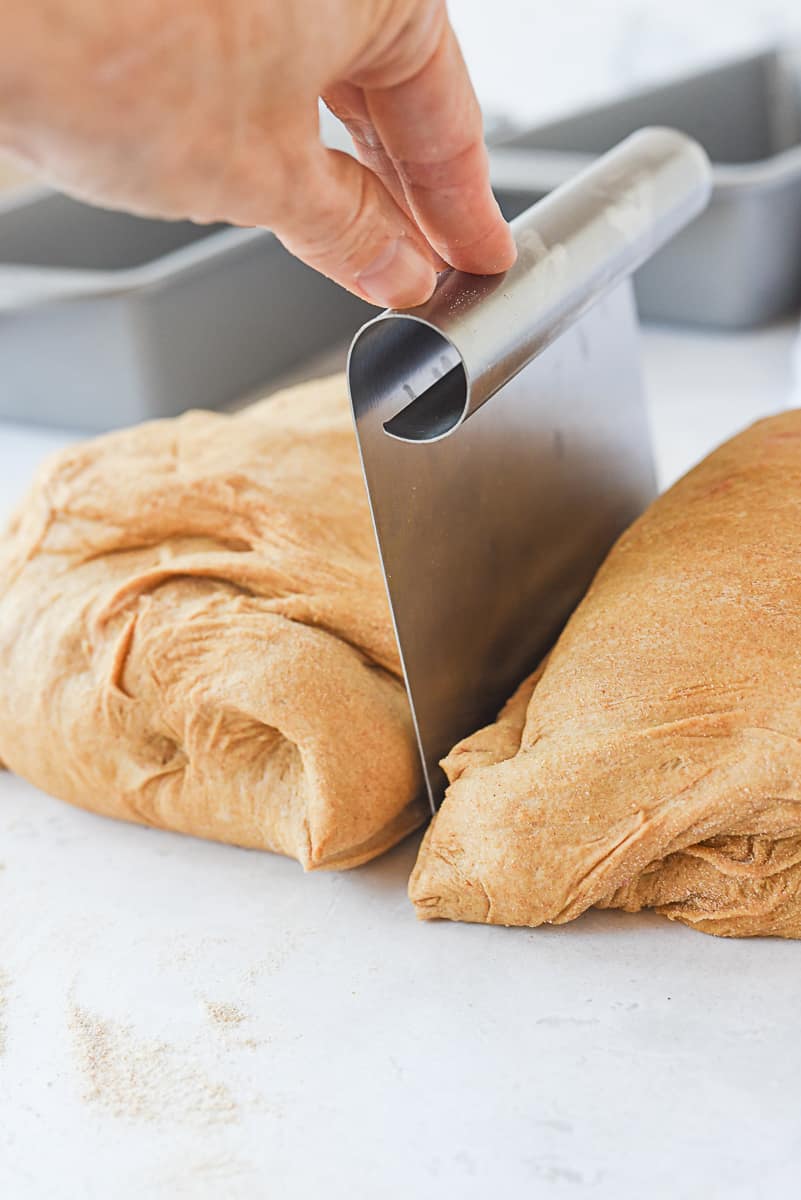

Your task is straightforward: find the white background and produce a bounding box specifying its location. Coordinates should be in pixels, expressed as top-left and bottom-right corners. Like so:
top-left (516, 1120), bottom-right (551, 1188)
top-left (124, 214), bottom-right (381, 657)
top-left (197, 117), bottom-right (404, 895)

top-left (451, 0), bottom-right (801, 122)
top-left (3, 6), bottom-right (801, 1198)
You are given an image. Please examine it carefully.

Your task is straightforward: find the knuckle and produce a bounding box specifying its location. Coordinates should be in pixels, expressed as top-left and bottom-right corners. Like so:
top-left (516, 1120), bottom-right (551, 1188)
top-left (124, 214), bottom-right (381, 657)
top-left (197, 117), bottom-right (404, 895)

top-left (352, 0), bottom-right (447, 89)
top-left (328, 182), bottom-right (375, 267)
top-left (290, 158), bottom-right (376, 270)
top-left (395, 139), bottom-right (482, 191)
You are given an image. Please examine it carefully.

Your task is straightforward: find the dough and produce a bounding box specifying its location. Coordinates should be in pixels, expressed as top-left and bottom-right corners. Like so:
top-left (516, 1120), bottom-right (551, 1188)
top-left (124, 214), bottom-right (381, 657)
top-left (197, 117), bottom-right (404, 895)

top-left (0, 375), bottom-right (426, 868)
top-left (410, 412), bottom-right (801, 937)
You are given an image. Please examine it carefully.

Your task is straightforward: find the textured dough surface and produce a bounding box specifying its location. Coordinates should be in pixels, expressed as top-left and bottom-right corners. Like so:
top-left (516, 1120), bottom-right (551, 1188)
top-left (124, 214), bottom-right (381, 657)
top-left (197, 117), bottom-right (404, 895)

top-left (0, 374), bottom-right (426, 869)
top-left (410, 412), bottom-right (801, 937)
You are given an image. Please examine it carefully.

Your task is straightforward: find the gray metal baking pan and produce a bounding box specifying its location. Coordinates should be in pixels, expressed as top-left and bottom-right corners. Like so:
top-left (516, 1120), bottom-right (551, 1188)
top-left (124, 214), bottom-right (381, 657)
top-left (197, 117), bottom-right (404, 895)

top-left (489, 47), bottom-right (801, 328)
top-left (0, 106), bottom-right (520, 433)
top-left (0, 187), bottom-right (376, 431)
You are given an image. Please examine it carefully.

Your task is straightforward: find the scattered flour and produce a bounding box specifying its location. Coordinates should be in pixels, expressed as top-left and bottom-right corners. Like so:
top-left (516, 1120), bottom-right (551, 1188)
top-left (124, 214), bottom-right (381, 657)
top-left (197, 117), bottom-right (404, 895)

top-left (205, 1001), bottom-right (246, 1028)
top-left (69, 1002), bottom-right (239, 1126)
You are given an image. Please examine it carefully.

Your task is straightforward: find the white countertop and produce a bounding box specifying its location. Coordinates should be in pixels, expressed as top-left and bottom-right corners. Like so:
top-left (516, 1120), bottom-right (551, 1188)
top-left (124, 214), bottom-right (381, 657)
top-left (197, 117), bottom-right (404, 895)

top-left (1, 320), bottom-right (800, 1200)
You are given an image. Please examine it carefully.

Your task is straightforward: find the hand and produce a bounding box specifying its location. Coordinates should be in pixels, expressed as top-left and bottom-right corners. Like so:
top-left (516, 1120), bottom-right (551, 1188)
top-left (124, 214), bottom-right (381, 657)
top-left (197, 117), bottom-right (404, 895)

top-left (0, 0), bottom-right (516, 308)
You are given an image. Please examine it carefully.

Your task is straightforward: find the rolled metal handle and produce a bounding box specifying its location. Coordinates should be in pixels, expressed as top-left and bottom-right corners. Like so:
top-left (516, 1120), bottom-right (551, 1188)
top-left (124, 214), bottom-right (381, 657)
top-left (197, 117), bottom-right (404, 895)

top-left (348, 127), bottom-right (711, 443)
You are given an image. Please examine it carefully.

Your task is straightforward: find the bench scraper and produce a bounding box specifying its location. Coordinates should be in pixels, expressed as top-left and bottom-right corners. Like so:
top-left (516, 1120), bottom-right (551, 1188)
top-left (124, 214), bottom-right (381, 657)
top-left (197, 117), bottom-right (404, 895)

top-left (347, 128), bottom-right (711, 812)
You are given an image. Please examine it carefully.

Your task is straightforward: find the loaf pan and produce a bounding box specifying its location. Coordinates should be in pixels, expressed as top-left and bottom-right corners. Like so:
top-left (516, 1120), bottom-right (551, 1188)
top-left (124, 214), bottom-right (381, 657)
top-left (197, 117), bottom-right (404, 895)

top-left (0, 187), bottom-right (375, 431)
top-left (0, 106), bottom-right (511, 433)
top-left (489, 48), bottom-right (801, 328)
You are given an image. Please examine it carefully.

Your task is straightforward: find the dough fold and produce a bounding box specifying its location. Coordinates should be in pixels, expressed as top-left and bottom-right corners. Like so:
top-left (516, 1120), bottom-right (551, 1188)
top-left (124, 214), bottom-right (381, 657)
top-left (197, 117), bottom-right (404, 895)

top-left (409, 412), bottom-right (801, 937)
top-left (0, 375), bottom-right (426, 868)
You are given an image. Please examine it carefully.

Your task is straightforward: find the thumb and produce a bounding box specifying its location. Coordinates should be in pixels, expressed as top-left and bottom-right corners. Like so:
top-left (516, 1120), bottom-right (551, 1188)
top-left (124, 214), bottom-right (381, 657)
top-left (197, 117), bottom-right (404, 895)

top-left (268, 144), bottom-right (439, 310)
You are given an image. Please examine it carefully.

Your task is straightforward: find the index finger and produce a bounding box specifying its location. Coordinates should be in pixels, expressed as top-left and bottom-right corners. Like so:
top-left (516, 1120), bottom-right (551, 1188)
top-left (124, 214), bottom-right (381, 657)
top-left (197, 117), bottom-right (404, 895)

top-left (362, 20), bottom-right (516, 275)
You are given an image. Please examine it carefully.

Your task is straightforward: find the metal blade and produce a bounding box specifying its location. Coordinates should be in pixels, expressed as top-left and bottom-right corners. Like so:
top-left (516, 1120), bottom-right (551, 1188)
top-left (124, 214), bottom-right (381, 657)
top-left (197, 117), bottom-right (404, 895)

top-left (350, 283), bottom-right (652, 808)
top-left (348, 129), bottom-right (711, 809)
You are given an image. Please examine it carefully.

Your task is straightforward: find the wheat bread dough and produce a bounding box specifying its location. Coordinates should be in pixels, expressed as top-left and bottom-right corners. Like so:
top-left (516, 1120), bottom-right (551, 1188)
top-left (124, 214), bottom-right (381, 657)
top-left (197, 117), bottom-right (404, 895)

top-left (0, 374), bottom-right (426, 869)
top-left (410, 412), bottom-right (801, 937)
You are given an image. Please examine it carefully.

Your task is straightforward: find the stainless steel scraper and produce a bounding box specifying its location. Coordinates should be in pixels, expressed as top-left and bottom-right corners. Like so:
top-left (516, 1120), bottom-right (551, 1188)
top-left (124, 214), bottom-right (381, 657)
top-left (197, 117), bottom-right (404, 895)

top-left (347, 128), bottom-right (711, 811)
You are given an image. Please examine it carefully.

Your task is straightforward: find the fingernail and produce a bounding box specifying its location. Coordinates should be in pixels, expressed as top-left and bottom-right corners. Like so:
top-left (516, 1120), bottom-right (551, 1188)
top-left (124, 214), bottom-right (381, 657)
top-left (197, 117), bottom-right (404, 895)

top-left (357, 238), bottom-right (437, 309)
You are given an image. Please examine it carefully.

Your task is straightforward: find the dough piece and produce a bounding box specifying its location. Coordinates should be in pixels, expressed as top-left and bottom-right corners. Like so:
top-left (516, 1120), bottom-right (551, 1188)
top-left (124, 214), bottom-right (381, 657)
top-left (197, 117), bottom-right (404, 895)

top-left (410, 412), bottom-right (801, 937)
top-left (0, 375), bottom-right (426, 869)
